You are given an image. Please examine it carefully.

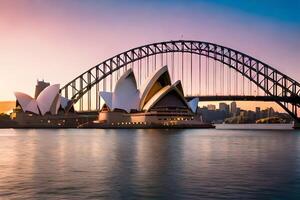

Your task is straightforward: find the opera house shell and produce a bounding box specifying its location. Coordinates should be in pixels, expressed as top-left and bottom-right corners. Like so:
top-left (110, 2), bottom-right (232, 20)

top-left (98, 66), bottom-right (206, 128)
top-left (10, 81), bottom-right (97, 128)
top-left (10, 67), bottom-right (211, 128)
top-left (14, 84), bottom-right (70, 116)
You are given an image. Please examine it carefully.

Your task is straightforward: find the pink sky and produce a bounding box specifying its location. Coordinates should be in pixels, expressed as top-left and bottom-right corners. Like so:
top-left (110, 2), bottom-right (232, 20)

top-left (0, 1), bottom-right (299, 112)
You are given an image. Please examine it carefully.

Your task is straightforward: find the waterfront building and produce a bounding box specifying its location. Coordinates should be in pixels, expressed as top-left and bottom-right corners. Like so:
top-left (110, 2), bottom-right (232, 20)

top-left (98, 66), bottom-right (211, 128)
top-left (14, 83), bottom-right (71, 115)
top-left (34, 80), bottom-right (50, 98)
top-left (199, 107), bottom-right (227, 123)
top-left (268, 107), bottom-right (275, 117)
top-left (207, 104), bottom-right (216, 111)
top-left (9, 68), bottom-right (213, 128)
top-left (219, 103), bottom-right (229, 113)
top-left (10, 81), bottom-right (86, 127)
top-left (255, 107), bottom-right (261, 118)
top-left (236, 107), bottom-right (241, 116)
top-left (230, 102), bottom-right (237, 116)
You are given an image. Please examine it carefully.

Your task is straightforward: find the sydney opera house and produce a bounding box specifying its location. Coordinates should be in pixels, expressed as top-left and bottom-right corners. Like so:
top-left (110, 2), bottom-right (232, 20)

top-left (11, 81), bottom-right (95, 128)
top-left (9, 66), bottom-right (213, 128)
top-left (15, 83), bottom-right (70, 116)
top-left (97, 66), bottom-right (213, 128)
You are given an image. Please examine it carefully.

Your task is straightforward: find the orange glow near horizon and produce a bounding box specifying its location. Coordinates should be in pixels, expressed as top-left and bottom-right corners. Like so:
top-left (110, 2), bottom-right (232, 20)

top-left (0, 101), bottom-right (15, 114)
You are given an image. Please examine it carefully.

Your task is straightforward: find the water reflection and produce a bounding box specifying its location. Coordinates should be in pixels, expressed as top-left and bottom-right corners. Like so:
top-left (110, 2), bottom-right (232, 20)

top-left (0, 129), bottom-right (300, 199)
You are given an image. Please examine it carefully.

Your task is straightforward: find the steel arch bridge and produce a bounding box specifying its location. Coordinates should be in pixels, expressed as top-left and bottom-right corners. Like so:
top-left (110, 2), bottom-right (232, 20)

top-left (60, 40), bottom-right (300, 122)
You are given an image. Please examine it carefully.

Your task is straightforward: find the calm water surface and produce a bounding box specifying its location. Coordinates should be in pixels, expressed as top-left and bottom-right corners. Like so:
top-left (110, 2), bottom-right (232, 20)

top-left (0, 126), bottom-right (300, 199)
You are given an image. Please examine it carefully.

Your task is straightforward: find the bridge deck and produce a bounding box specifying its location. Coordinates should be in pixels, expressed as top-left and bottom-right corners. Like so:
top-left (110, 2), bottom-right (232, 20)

top-left (185, 95), bottom-right (299, 103)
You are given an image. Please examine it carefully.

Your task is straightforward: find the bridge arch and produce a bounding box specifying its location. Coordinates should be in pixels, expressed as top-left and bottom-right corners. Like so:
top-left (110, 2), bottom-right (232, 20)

top-left (60, 40), bottom-right (300, 121)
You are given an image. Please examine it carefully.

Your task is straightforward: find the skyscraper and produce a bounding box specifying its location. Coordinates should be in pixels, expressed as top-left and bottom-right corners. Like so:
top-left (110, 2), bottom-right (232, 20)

top-left (34, 80), bottom-right (50, 99)
top-left (230, 102), bottom-right (237, 115)
top-left (207, 104), bottom-right (216, 110)
top-left (255, 107), bottom-right (261, 119)
top-left (219, 103), bottom-right (229, 116)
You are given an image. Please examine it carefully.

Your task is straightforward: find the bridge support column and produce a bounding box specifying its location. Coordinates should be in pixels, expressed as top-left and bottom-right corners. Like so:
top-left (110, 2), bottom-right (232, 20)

top-left (293, 121), bottom-right (300, 129)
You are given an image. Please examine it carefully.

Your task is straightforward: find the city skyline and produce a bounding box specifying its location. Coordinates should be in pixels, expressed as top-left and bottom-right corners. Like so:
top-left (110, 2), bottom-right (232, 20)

top-left (200, 101), bottom-right (291, 124)
top-left (0, 0), bottom-right (299, 113)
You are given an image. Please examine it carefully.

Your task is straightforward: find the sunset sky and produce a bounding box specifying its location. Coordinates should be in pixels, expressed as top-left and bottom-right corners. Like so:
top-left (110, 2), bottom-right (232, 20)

top-left (0, 0), bottom-right (299, 111)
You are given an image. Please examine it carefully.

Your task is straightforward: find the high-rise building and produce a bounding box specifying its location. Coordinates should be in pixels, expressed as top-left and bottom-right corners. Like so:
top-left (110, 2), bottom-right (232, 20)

top-left (255, 107), bottom-right (260, 114)
top-left (219, 103), bottom-right (229, 115)
top-left (268, 107), bottom-right (275, 117)
top-left (207, 104), bottom-right (216, 110)
top-left (219, 103), bottom-right (227, 111)
top-left (230, 102), bottom-right (237, 115)
top-left (236, 107), bottom-right (241, 115)
top-left (255, 107), bottom-right (261, 119)
top-left (34, 80), bottom-right (50, 99)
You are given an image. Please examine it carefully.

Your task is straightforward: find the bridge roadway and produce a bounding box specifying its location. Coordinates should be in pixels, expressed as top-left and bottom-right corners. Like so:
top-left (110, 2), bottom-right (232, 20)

top-left (185, 95), bottom-right (300, 104)
top-left (79, 95), bottom-right (298, 114)
top-left (79, 95), bottom-right (299, 114)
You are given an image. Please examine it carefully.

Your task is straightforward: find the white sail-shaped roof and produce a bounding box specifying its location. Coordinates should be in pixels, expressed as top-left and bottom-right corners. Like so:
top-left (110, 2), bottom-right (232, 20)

top-left (51, 94), bottom-right (61, 115)
top-left (142, 86), bottom-right (171, 111)
top-left (14, 92), bottom-right (39, 114)
top-left (36, 84), bottom-right (60, 115)
top-left (26, 100), bottom-right (39, 114)
top-left (14, 83), bottom-right (70, 115)
top-left (173, 80), bottom-right (184, 96)
top-left (60, 96), bottom-right (70, 109)
top-left (14, 92), bottom-right (34, 111)
top-left (188, 98), bottom-right (199, 113)
top-left (98, 66), bottom-right (194, 113)
top-left (99, 69), bottom-right (140, 112)
top-left (112, 68), bottom-right (140, 112)
top-left (142, 83), bottom-right (190, 111)
top-left (139, 66), bottom-right (171, 110)
top-left (100, 91), bottom-right (113, 110)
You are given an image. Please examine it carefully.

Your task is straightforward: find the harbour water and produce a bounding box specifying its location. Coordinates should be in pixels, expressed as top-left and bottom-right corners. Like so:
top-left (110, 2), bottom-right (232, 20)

top-left (0, 125), bottom-right (300, 199)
